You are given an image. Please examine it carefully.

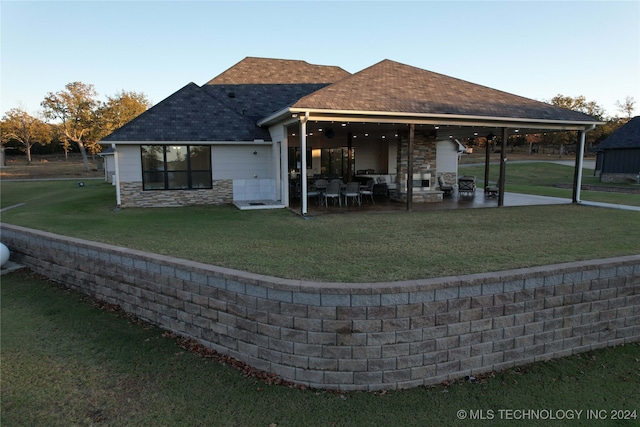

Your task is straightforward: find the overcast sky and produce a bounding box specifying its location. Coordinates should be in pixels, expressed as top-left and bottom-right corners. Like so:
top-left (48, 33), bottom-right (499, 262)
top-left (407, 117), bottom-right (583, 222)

top-left (1, 0), bottom-right (638, 118)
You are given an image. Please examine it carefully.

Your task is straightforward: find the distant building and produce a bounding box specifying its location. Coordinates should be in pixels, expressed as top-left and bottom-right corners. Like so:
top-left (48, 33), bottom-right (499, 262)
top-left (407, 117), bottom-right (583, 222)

top-left (595, 116), bottom-right (640, 183)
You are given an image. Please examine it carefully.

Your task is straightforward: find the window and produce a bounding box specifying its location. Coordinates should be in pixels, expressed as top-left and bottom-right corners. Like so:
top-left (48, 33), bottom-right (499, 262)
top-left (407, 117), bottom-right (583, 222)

top-left (141, 145), bottom-right (212, 190)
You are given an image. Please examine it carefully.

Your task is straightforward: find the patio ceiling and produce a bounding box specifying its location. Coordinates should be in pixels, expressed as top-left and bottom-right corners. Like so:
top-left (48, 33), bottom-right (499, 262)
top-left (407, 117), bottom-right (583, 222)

top-left (285, 119), bottom-right (575, 148)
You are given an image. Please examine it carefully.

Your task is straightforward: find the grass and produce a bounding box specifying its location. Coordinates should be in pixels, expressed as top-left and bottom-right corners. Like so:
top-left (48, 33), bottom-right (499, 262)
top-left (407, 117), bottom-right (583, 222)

top-left (2, 270), bottom-right (639, 426)
top-left (459, 162), bottom-right (640, 207)
top-left (1, 176), bottom-right (639, 282)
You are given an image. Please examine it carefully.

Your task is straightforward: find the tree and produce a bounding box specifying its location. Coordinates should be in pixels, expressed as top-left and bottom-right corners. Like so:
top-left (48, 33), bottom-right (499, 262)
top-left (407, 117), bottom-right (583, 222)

top-left (549, 94), bottom-right (605, 120)
top-left (616, 96), bottom-right (636, 120)
top-left (41, 82), bottom-right (99, 172)
top-left (548, 94), bottom-right (607, 154)
top-left (0, 108), bottom-right (52, 162)
top-left (95, 90), bottom-right (150, 140)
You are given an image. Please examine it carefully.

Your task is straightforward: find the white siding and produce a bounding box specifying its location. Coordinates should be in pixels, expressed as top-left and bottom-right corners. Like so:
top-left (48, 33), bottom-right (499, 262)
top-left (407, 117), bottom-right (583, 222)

top-left (117, 145), bottom-right (143, 183)
top-left (212, 145), bottom-right (273, 179)
top-left (436, 140), bottom-right (458, 174)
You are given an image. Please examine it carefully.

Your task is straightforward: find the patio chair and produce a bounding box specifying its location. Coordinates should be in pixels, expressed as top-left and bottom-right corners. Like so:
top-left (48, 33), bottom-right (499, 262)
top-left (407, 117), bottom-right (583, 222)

top-left (437, 175), bottom-right (454, 197)
top-left (342, 182), bottom-right (361, 206)
top-left (458, 175), bottom-right (476, 196)
top-left (360, 179), bottom-right (375, 203)
top-left (485, 180), bottom-right (500, 198)
top-left (307, 184), bottom-right (322, 205)
top-left (323, 180), bottom-right (342, 206)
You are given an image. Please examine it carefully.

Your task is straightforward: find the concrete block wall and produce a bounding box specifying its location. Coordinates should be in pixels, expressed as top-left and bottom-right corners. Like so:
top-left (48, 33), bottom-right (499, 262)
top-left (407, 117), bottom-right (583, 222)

top-left (2, 223), bottom-right (639, 391)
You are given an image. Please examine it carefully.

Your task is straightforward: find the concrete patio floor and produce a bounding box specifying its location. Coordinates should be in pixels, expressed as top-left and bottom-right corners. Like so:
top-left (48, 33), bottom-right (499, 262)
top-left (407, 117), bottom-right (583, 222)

top-left (289, 189), bottom-right (573, 216)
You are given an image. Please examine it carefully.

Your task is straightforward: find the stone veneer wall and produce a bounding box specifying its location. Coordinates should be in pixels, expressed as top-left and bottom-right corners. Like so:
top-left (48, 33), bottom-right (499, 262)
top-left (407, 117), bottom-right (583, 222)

top-left (393, 130), bottom-right (443, 203)
top-left (120, 180), bottom-right (233, 208)
top-left (2, 223), bottom-right (639, 391)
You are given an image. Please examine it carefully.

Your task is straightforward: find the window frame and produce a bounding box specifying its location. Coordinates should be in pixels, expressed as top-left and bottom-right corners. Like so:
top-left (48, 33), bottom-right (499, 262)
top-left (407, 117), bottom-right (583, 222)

top-left (140, 145), bottom-right (212, 191)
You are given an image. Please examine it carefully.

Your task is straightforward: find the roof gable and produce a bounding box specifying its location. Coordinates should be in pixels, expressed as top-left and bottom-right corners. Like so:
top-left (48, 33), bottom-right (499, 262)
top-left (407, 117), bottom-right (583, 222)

top-left (206, 57), bottom-right (350, 84)
top-left (596, 117), bottom-right (640, 150)
top-left (101, 83), bottom-right (269, 142)
top-left (292, 59), bottom-right (598, 123)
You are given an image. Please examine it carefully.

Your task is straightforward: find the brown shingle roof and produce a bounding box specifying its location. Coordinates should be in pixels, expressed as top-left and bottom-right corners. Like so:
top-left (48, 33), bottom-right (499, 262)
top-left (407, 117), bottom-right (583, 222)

top-left (206, 57), bottom-right (350, 85)
top-left (292, 59), bottom-right (598, 123)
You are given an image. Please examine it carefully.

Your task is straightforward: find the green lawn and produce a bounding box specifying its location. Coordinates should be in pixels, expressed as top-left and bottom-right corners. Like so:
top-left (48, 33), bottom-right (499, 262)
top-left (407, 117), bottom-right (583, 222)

top-left (459, 162), bottom-right (640, 207)
top-left (1, 173), bottom-right (639, 282)
top-left (2, 270), bottom-right (638, 427)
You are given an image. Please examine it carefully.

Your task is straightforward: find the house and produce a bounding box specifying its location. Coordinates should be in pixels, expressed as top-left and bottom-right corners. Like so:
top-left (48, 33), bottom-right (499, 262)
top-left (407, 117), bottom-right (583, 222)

top-left (97, 147), bottom-right (115, 183)
top-left (100, 57), bottom-right (601, 212)
top-left (594, 116), bottom-right (640, 183)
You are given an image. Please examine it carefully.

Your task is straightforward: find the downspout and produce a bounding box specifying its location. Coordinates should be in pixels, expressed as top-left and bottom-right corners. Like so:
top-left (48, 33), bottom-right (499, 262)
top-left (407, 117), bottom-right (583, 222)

top-left (112, 143), bottom-right (121, 208)
top-left (300, 112), bottom-right (309, 216)
top-left (573, 124), bottom-right (596, 204)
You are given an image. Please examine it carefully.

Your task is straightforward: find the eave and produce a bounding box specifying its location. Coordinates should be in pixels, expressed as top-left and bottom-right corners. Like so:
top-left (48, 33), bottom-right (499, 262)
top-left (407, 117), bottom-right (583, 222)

top-left (258, 107), bottom-right (603, 133)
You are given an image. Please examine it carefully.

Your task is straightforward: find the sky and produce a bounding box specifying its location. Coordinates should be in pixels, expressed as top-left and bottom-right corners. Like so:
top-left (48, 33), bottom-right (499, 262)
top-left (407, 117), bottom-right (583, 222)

top-left (1, 0), bottom-right (639, 119)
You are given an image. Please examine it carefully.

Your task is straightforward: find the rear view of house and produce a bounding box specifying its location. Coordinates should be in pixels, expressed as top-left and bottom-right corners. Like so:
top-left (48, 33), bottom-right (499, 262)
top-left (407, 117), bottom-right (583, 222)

top-left (100, 57), bottom-right (601, 212)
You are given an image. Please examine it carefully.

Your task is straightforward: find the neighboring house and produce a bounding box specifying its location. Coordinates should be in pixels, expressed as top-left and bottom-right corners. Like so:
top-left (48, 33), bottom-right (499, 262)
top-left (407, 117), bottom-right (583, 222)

top-left (100, 57), bottom-right (601, 212)
top-left (98, 147), bottom-right (115, 183)
top-left (594, 116), bottom-right (640, 183)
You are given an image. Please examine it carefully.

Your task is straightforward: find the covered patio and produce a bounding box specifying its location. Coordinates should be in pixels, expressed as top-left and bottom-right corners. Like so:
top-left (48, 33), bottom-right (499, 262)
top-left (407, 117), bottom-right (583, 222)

top-left (258, 60), bottom-right (603, 216)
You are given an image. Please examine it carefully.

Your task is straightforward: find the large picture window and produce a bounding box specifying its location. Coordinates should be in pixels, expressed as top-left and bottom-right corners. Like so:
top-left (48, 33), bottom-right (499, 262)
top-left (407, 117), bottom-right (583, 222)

top-left (141, 145), bottom-right (212, 190)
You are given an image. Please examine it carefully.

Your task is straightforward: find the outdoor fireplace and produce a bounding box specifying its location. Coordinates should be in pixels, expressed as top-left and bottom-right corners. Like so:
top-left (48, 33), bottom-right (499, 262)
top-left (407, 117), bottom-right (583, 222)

top-left (412, 173), bottom-right (431, 191)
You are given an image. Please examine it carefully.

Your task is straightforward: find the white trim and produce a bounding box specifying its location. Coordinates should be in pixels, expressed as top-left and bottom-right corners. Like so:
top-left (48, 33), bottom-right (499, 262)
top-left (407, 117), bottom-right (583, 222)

top-left (258, 107), bottom-right (603, 130)
top-left (100, 140), bottom-right (271, 146)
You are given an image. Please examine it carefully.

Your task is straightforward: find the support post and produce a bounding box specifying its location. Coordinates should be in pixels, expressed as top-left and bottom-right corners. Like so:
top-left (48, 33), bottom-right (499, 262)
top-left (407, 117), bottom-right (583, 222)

top-left (498, 128), bottom-right (508, 207)
top-left (484, 134), bottom-right (491, 193)
top-left (300, 113), bottom-right (308, 216)
top-left (347, 132), bottom-right (353, 182)
top-left (407, 124), bottom-right (414, 211)
top-left (572, 130), bottom-right (587, 203)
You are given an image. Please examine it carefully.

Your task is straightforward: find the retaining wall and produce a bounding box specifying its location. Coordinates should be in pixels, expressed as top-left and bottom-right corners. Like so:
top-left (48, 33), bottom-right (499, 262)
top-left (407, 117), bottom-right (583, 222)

top-left (2, 223), bottom-right (639, 391)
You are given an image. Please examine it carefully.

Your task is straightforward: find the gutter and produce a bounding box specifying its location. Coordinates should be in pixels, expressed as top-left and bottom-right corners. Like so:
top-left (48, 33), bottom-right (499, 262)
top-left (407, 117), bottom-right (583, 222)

top-left (258, 107), bottom-right (603, 130)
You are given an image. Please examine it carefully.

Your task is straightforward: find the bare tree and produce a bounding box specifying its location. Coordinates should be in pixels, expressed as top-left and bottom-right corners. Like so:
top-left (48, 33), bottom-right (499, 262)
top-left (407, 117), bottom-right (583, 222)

top-left (616, 96), bottom-right (636, 120)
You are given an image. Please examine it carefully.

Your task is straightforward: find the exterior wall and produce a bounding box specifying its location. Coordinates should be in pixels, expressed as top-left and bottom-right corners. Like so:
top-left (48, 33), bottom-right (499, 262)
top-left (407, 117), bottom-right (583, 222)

top-left (600, 148), bottom-right (640, 176)
top-left (233, 179), bottom-right (277, 201)
top-left (116, 145), bottom-right (143, 183)
top-left (114, 143), bottom-right (277, 207)
top-left (436, 139), bottom-right (458, 182)
top-left (3, 222), bottom-right (638, 391)
top-left (212, 145), bottom-right (273, 180)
